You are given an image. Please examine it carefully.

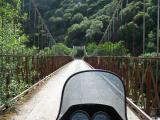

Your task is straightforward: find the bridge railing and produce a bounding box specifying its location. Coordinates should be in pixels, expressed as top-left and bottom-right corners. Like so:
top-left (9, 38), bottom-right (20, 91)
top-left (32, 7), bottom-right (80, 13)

top-left (85, 56), bottom-right (160, 117)
top-left (0, 54), bottom-right (72, 106)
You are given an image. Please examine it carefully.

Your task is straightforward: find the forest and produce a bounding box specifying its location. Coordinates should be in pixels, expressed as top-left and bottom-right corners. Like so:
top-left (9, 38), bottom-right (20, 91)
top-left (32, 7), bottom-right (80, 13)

top-left (33, 0), bottom-right (159, 56)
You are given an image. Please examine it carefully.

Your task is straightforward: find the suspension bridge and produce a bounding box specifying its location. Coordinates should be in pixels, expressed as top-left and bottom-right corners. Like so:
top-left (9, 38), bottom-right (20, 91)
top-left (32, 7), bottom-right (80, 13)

top-left (0, 0), bottom-right (160, 120)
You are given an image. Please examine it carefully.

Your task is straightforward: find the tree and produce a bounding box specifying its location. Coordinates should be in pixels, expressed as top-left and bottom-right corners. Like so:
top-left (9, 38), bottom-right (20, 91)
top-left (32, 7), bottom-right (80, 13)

top-left (29, 0), bottom-right (159, 55)
top-left (118, 22), bottom-right (140, 55)
top-left (122, 1), bottom-right (143, 23)
top-left (0, 0), bottom-right (27, 50)
top-left (146, 31), bottom-right (156, 52)
top-left (86, 20), bottom-right (103, 43)
top-left (71, 13), bottom-right (84, 24)
top-left (95, 15), bottom-right (110, 31)
top-left (86, 41), bottom-right (128, 56)
top-left (65, 19), bottom-right (91, 46)
top-left (65, 24), bottom-right (86, 46)
top-left (0, 0), bottom-right (35, 105)
top-left (86, 42), bottom-right (97, 55)
top-left (48, 16), bottom-right (65, 35)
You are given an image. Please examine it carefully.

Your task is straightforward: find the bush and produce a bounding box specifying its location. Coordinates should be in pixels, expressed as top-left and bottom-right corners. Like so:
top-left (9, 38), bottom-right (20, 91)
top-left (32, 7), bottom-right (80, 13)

top-left (37, 43), bottom-right (72, 56)
top-left (86, 41), bottom-right (129, 56)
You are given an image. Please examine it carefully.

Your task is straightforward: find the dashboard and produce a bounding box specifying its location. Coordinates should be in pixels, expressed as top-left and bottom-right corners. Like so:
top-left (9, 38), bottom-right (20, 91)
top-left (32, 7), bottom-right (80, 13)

top-left (59, 104), bottom-right (123, 120)
top-left (70, 110), bottom-right (111, 120)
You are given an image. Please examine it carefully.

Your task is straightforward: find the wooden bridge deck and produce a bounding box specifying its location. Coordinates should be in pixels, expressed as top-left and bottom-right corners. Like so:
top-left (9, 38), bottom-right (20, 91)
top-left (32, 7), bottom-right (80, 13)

top-left (0, 60), bottom-right (140, 120)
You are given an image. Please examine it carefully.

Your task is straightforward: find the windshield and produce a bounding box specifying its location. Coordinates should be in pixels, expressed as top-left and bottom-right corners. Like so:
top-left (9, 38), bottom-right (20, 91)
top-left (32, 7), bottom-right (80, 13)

top-left (58, 70), bottom-right (127, 120)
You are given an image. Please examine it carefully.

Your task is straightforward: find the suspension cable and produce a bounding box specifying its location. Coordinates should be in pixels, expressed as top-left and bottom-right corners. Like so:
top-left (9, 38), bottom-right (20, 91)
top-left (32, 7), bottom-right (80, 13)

top-left (91, 0), bottom-right (123, 56)
top-left (143, 0), bottom-right (146, 54)
top-left (101, 0), bottom-right (122, 42)
top-left (157, 0), bottom-right (160, 56)
top-left (30, 0), bottom-right (56, 45)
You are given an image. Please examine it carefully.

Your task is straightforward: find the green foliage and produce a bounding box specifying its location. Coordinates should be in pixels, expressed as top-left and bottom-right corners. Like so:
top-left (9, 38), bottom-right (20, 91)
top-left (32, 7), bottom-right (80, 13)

top-left (0, 0), bottom-right (28, 50)
top-left (86, 42), bottom-right (97, 54)
top-left (0, 2), bottom-right (72, 102)
top-left (133, 12), bottom-right (149, 25)
top-left (118, 0), bottom-right (158, 55)
top-left (0, 0), bottom-right (38, 105)
top-left (146, 31), bottom-right (156, 52)
top-left (71, 13), bottom-right (84, 24)
top-left (140, 52), bottom-right (160, 57)
top-left (86, 41), bottom-right (128, 56)
top-left (86, 20), bottom-right (103, 42)
top-left (122, 1), bottom-right (143, 23)
top-left (29, 0), bottom-right (159, 56)
top-left (33, 0), bottom-right (116, 47)
top-left (37, 43), bottom-right (72, 56)
top-left (65, 19), bottom-right (91, 46)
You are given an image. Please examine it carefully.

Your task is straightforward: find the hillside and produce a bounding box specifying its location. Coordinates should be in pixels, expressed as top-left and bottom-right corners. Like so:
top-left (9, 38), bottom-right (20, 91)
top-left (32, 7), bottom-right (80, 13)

top-left (32, 0), bottom-right (158, 55)
top-left (34, 0), bottom-right (118, 45)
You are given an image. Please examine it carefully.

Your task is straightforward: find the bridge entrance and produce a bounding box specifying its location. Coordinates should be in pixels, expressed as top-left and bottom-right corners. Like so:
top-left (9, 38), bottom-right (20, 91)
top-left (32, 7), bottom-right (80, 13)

top-left (72, 46), bottom-right (88, 59)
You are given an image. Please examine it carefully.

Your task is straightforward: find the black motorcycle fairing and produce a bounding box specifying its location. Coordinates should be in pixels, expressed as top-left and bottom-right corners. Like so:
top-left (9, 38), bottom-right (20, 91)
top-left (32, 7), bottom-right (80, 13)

top-left (59, 104), bottom-right (123, 120)
top-left (56, 70), bottom-right (128, 120)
